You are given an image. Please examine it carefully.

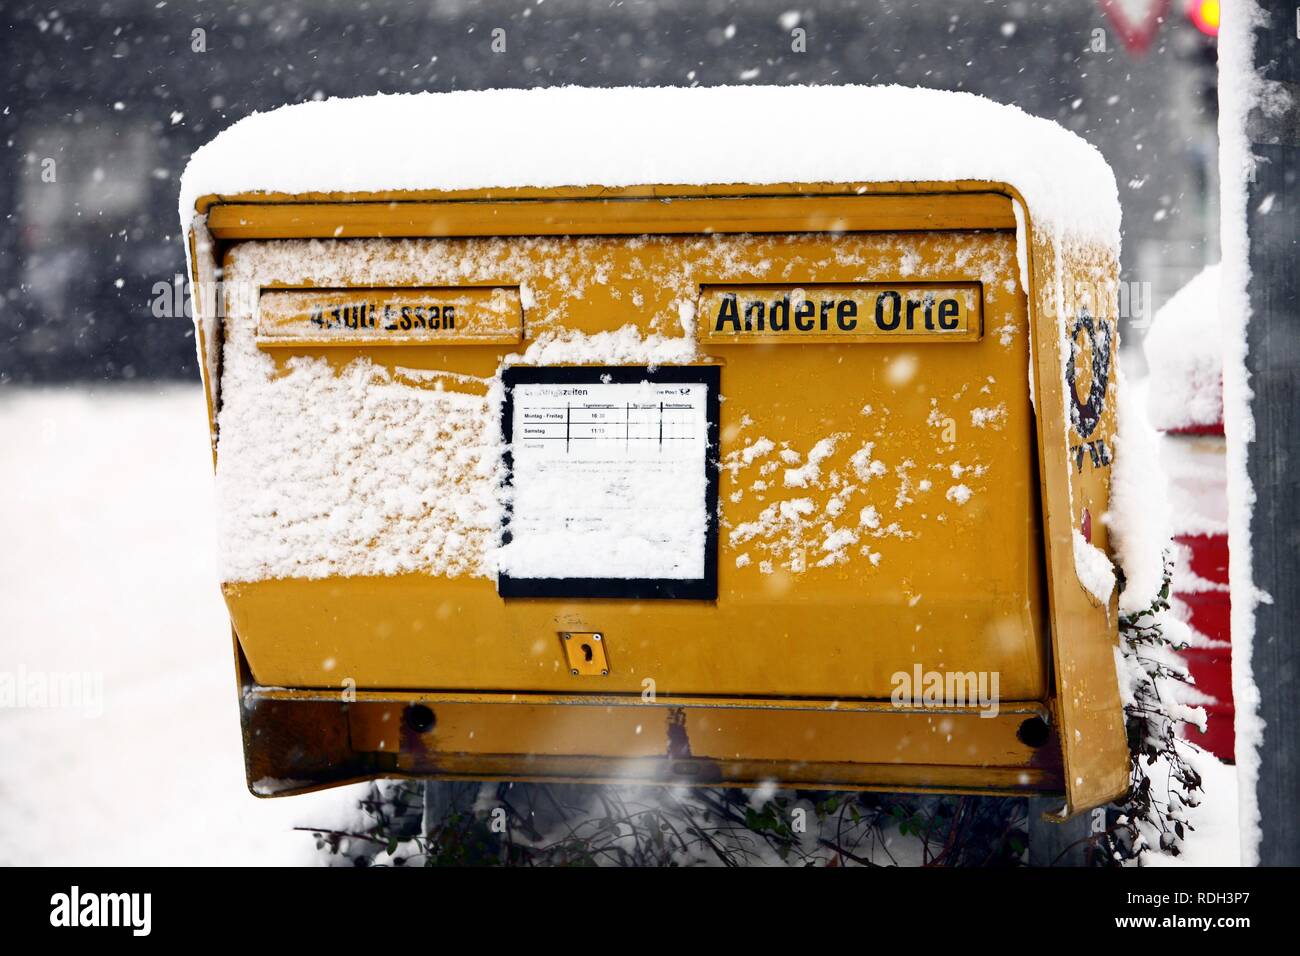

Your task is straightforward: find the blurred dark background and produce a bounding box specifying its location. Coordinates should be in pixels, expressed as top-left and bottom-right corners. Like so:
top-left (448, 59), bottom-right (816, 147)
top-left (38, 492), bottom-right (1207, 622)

top-left (1, 0), bottom-right (1219, 384)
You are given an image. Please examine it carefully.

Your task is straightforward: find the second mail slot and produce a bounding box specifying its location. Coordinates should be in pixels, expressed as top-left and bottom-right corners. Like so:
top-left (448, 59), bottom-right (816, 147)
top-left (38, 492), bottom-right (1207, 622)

top-left (698, 282), bottom-right (982, 344)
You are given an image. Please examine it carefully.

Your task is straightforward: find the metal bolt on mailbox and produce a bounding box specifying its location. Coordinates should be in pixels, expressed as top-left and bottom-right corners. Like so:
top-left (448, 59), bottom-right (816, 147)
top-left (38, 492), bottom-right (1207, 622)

top-left (180, 86), bottom-right (1130, 817)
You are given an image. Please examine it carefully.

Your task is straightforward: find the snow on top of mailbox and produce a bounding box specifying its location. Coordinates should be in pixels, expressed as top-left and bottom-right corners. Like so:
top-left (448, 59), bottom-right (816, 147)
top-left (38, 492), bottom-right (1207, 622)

top-left (179, 85), bottom-right (1120, 246)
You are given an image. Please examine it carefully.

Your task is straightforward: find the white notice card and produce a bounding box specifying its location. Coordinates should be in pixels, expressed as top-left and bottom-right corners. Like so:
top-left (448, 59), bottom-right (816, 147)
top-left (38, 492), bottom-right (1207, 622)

top-left (499, 378), bottom-right (711, 587)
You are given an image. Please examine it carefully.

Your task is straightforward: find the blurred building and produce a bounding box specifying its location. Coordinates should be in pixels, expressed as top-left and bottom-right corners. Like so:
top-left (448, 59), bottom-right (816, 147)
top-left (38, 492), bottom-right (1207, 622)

top-left (1, 0), bottom-right (1218, 383)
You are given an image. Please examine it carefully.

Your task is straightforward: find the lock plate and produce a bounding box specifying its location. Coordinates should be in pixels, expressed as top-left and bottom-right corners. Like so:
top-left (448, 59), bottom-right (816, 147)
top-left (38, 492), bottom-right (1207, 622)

top-left (561, 632), bottom-right (609, 677)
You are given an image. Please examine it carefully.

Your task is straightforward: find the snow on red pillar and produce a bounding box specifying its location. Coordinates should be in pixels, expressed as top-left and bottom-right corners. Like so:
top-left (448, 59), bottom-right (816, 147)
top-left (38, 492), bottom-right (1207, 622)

top-left (1143, 265), bottom-right (1234, 760)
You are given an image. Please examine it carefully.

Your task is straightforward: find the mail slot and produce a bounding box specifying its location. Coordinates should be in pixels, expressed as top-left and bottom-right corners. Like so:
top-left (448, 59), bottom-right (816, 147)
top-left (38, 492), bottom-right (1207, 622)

top-left (180, 86), bottom-right (1129, 817)
top-left (698, 283), bottom-right (983, 343)
top-left (256, 286), bottom-right (524, 347)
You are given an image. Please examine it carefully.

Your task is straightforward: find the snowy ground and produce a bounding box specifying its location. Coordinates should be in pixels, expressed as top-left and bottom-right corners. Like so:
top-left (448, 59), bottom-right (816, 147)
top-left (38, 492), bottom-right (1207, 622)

top-left (1143, 748), bottom-right (1240, 867)
top-left (0, 384), bottom-right (1239, 865)
top-left (0, 385), bottom-right (363, 865)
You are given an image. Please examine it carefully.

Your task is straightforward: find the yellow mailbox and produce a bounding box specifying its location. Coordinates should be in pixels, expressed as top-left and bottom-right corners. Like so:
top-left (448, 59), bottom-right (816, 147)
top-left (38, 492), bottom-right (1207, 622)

top-left (180, 86), bottom-right (1129, 816)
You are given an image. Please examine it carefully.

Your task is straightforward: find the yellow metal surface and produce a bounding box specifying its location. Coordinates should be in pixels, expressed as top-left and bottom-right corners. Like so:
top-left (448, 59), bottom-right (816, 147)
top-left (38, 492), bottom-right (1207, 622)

top-left (186, 181), bottom-right (1129, 815)
top-left (219, 227), bottom-right (1046, 700)
top-left (239, 675), bottom-right (1061, 797)
top-left (197, 182), bottom-right (1020, 239)
top-left (1021, 227), bottom-right (1129, 814)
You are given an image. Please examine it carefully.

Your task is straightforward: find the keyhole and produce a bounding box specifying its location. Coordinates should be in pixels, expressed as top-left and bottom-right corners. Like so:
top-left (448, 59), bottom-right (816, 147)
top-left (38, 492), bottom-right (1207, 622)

top-left (581, 643), bottom-right (594, 662)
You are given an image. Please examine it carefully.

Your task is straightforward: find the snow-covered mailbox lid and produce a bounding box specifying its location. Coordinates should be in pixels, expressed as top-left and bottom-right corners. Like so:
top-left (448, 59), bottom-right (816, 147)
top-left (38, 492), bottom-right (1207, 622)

top-left (181, 86), bottom-right (1128, 816)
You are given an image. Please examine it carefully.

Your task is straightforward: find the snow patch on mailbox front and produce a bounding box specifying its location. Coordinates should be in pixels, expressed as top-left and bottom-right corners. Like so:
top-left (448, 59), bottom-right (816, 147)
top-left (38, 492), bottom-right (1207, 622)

top-left (215, 245), bottom-right (507, 583)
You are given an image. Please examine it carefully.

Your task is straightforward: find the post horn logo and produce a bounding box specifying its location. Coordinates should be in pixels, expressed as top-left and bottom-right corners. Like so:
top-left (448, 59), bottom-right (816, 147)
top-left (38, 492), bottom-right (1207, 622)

top-left (1065, 310), bottom-right (1112, 440)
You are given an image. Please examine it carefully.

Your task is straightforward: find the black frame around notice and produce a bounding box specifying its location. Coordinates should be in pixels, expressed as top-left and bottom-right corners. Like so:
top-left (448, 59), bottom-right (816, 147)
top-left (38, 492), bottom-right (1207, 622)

top-left (498, 364), bottom-right (720, 601)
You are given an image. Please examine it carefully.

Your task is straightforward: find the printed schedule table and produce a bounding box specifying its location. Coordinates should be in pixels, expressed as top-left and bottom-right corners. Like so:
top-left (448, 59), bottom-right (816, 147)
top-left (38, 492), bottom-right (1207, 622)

top-left (514, 383), bottom-right (706, 462)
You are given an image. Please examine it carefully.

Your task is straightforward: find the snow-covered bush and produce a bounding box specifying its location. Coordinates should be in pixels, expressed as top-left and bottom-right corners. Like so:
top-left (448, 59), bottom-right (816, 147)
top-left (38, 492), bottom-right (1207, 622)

top-left (1105, 563), bottom-right (1206, 861)
top-left (308, 781), bottom-right (1028, 867)
top-left (1098, 382), bottom-right (1209, 863)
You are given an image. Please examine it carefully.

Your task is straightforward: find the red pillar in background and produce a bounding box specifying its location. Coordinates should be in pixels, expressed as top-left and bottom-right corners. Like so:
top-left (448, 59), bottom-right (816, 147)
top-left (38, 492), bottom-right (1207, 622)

top-left (1162, 416), bottom-right (1234, 761)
